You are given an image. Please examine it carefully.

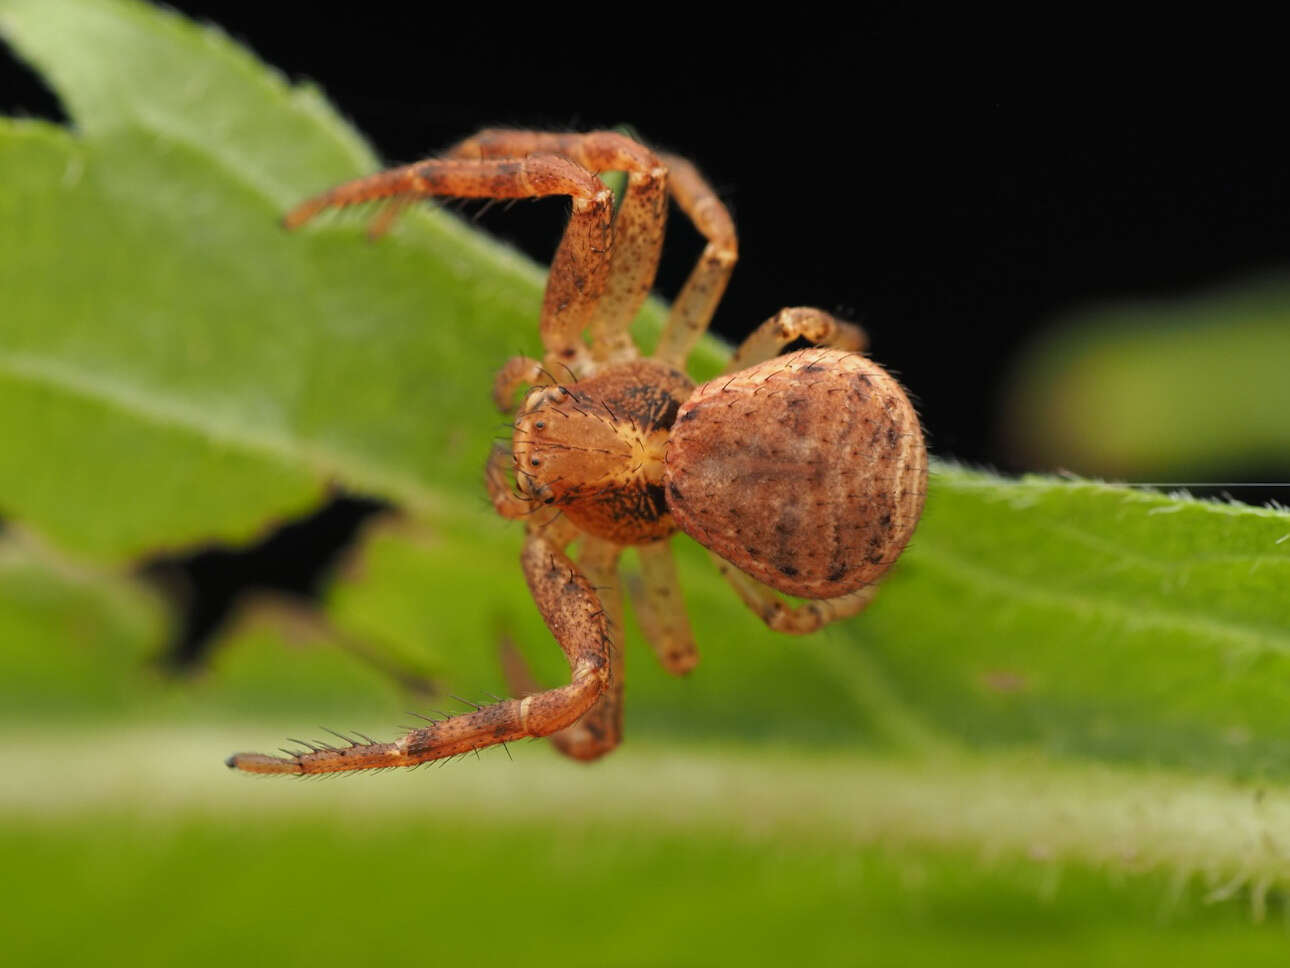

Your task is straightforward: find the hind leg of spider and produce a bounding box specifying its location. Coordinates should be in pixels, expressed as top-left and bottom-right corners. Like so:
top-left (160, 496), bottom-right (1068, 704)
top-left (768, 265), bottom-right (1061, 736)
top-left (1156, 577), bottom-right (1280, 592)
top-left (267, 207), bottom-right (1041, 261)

top-left (225, 531), bottom-right (612, 774)
top-left (284, 155), bottom-right (613, 369)
top-left (501, 536), bottom-right (625, 761)
top-left (627, 540), bottom-right (699, 674)
top-left (725, 307), bottom-right (868, 374)
top-left (712, 554), bottom-right (880, 635)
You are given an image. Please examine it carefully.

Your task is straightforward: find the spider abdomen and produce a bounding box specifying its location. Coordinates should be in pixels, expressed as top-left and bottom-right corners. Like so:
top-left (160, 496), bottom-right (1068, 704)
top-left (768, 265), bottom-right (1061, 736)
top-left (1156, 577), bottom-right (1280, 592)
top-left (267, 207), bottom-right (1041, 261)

top-left (663, 349), bottom-right (927, 599)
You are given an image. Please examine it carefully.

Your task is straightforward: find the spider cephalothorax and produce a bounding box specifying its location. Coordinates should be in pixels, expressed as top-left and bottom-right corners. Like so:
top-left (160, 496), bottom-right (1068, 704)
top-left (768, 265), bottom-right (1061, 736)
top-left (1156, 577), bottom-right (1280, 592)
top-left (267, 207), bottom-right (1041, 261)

top-left (512, 359), bottom-right (693, 545)
top-left (228, 130), bottom-right (927, 775)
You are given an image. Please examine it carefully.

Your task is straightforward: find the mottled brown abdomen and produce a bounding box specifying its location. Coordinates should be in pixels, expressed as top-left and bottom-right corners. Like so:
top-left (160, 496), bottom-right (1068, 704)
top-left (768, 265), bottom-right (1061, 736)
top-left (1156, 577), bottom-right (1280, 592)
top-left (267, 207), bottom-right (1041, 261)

top-left (663, 349), bottom-right (926, 598)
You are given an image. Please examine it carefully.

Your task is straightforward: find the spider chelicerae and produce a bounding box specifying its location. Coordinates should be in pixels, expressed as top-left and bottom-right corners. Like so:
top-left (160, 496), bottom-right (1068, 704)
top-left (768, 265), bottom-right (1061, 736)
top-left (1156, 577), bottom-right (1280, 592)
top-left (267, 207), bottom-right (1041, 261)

top-left (227, 130), bottom-right (926, 774)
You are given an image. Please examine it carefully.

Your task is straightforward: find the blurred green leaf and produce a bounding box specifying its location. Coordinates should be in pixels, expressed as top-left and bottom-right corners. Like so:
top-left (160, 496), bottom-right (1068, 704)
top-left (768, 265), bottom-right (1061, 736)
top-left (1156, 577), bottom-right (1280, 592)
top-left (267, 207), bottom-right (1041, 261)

top-left (6, 799), bottom-right (1288, 967)
top-left (5, 1), bottom-right (1290, 948)
top-left (0, 530), bottom-right (166, 719)
top-left (1002, 276), bottom-right (1290, 477)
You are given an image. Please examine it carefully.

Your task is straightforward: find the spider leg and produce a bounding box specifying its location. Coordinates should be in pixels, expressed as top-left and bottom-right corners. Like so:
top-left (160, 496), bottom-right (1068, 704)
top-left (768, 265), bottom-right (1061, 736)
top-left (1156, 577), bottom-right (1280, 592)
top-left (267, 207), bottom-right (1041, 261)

top-left (225, 532), bottom-right (612, 774)
top-left (486, 445), bottom-right (579, 534)
top-left (626, 540), bottom-right (699, 675)
top-left (652, 152), bottom-right (739, 368)
top-left (449, 131), bottom-right (668, 365)
top-left (492, 356), bottom-right (551, 412)
top-left (485, 444), bottom-right (532, 520)
top-left (725, 307), bottom-right (868, 374)
top-left (500, 536), bottom-right (625, 761)
top-left (284, 155), bottom-right (613, 368)
top-left (711, 553), bottom-right (880, 635)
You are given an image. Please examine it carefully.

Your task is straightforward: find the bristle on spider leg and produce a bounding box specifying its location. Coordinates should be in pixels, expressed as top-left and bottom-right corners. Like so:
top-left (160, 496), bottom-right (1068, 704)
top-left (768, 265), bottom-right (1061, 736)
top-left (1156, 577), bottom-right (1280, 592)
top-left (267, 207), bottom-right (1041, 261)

top-left (470, 198), bottom-right (500, 222)
top-left (320, 727), bottom-right (359, 747)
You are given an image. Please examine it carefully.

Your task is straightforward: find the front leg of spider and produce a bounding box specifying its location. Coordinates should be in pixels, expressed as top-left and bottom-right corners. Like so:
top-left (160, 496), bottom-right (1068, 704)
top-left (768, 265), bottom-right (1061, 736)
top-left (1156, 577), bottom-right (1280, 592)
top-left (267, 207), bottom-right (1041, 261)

top-left (225, 533), bottom-right (611, 774)
top-left (501, 535), bottom-right (626, 761)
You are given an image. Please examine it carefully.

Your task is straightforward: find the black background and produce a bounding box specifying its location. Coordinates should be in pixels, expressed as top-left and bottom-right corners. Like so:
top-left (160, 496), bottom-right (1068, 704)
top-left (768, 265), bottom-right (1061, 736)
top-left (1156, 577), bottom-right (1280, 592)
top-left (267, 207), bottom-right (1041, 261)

top-left (6, 8), bottom-right (1289, 472)
top-left (3, 7), bottom-right (1288, 660)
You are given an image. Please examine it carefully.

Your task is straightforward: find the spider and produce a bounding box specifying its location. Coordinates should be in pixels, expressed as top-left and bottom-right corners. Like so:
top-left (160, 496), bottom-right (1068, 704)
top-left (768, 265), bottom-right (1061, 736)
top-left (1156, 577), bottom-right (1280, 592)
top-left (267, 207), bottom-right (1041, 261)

top-left (226, 130), bottom-right (927, 774)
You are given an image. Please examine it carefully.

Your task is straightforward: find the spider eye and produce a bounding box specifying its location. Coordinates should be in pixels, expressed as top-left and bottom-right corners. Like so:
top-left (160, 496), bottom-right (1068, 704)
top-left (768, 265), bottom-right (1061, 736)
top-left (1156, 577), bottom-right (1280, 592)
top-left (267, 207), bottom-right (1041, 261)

top-left (530, 458), bottom-right (541, 466)
top-left (534, 421), bottom-right (545, 430)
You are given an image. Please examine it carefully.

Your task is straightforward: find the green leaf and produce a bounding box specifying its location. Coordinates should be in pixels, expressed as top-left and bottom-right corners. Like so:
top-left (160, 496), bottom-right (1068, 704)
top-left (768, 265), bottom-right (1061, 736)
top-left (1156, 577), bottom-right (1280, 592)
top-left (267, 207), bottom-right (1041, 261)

top-left (6, 770), bottom-right (1288, 966)
top-left (1002, 275), bottom-right (1290, 477)
top-left (864, 468), bottom-right (1290, 773)
top-left (323, 468), bottom-right (1290, 777)
top-left (6, 1), bottom-right (1290, 946)
top-left (0, 528), bottom-right (166, 718)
